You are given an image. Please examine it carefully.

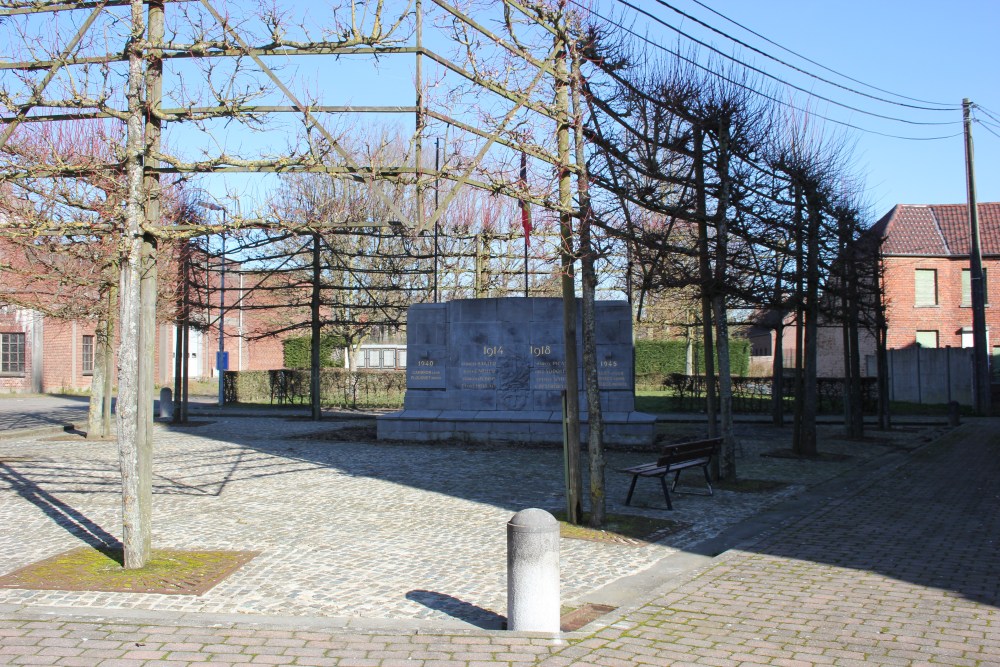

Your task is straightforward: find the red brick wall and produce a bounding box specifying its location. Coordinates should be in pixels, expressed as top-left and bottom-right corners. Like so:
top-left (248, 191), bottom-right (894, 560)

top-left (0, 307), bottom-right (34, 392)
top-left (41, 319), bottom-right (97, 392)
top-left (882, 256), bottom-right (1000, 349)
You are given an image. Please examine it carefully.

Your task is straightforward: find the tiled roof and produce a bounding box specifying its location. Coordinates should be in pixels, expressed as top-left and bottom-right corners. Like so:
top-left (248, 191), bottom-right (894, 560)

top-left (871, 203), bottom-right (1000, 256)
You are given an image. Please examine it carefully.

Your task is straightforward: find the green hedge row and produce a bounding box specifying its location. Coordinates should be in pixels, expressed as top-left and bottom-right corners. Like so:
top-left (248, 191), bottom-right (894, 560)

top-left (230, 368), bottom-right (405, 409)
top-left (282, 334), bottom-right (346, 369)
top-left (635, 339), bottom-right (750, 377)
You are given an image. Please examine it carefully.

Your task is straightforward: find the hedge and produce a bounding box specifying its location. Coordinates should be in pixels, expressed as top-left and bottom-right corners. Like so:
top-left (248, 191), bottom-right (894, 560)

top-left (635, 374), bottom-right (878, 415)
top-left (228, 368), bottom-right (405, 409)
top-left (282, 334), bottom-right (346, 369)
top-left (635, 339), bottom-right (750, 377)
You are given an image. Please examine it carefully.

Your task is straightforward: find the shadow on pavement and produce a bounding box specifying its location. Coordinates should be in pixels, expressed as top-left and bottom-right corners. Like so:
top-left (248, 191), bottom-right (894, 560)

top-left (0, 463), bottom-right (121, 550)
top-left (406, 589), bottom-right (506, 629)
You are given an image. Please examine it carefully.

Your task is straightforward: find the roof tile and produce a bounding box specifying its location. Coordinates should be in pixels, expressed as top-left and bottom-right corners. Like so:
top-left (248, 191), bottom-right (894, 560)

top-left (876, 203), bottom-right (1000, 256)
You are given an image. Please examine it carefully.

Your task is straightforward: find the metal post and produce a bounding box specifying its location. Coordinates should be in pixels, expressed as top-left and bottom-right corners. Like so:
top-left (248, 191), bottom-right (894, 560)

top-left (218, 221), bottom-right (226, 407)
top-left (198, 201), bottom-right (228, 406)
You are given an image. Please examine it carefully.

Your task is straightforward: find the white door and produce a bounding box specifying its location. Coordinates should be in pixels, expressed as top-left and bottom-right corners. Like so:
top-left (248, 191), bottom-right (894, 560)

top-left (173, 327), bottom-right (204, 379)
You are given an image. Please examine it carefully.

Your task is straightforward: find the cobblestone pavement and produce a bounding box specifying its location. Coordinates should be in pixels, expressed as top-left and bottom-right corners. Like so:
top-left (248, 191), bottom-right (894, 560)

top-left (2, 414), bottom-right (997, 665)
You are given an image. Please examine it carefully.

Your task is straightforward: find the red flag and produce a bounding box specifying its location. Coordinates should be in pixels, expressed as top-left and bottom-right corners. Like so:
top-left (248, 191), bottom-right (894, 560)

top-left (519, 152), bottom-right (532, 246)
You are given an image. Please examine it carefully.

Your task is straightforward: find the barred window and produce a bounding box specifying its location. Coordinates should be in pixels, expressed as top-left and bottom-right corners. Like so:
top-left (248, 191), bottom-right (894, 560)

top-left (0, 333), bottom-right (25, 375)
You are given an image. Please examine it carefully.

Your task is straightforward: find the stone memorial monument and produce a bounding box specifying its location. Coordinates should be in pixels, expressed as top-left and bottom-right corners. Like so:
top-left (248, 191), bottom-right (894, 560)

top-left (376, 297), bottom-right (656, 445)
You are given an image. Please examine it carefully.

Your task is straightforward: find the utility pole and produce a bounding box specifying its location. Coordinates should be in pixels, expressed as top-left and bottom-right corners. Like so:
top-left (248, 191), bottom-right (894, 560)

top-left (963, 99), bottom-right (991, 415)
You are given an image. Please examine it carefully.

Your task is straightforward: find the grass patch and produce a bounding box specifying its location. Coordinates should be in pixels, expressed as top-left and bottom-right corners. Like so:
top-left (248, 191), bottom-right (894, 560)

top-left (0, 546), bottom-right (257, 595)
top-left (552, 511), bottom-right (688, 546)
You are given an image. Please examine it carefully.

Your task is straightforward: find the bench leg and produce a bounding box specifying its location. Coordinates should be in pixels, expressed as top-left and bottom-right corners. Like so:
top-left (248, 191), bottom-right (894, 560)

top-left (703, 465), bottom-right (714, 496)
top-left (659, 475), bottom-right (673, 511)
top-left (625, 474), bottom-right (639, 506)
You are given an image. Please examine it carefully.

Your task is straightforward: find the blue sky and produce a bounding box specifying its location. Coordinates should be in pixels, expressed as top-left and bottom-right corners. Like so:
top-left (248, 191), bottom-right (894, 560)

top-left (635, 0), bottom-right (1000, 218)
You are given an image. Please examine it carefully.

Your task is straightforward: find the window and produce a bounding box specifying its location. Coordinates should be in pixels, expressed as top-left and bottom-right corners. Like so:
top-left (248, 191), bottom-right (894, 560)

top-left (82, 335), bottom-right (95, 375)
top-left (961, 269), bottom-right (989, 306)
top-left (915, 331), bottom-right (938, 348)
top-left (0, 333), bottom-right (25, 375)
top-left (914, 269), bottom-right (938, 306)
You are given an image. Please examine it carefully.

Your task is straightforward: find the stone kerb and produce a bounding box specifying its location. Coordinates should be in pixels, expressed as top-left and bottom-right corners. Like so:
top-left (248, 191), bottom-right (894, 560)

top-left (378, 297), bottom-right (655, 445)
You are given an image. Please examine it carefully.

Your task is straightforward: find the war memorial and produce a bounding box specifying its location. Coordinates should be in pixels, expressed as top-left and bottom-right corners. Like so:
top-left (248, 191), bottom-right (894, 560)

top-left (377, 297), bottom-right (656, 445)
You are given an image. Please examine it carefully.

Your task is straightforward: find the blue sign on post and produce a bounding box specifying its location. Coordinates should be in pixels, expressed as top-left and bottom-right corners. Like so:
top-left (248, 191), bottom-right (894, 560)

top-left (216, 351), bottom-right (229, 371)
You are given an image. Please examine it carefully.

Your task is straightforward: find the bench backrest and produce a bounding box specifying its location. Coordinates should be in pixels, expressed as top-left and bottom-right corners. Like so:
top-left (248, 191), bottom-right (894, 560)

top-left (656, 437), bottom-right (722, 467)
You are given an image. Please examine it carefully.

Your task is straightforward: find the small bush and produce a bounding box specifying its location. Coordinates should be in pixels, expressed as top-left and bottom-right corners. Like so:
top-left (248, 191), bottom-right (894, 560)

top-left (635, 339), bottom-right (750, 377)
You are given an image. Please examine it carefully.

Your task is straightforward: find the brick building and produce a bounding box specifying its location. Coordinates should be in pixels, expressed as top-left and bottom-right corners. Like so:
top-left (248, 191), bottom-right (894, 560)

top-left (0, 263), bottom-right (285, 394)
top-left (756, 202), bottom-right (999, 379)
top-left (872, 202), bottom-right (999, 354)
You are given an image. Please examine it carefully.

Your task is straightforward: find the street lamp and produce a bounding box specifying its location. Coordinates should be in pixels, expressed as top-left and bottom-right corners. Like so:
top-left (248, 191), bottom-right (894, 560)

top-left (197, 201), bottom-right (228, 407)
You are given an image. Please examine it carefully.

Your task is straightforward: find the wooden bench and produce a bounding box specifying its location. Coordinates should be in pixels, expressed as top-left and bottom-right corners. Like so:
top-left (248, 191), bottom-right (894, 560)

top-left (620, 437), bottom-right (721, 510)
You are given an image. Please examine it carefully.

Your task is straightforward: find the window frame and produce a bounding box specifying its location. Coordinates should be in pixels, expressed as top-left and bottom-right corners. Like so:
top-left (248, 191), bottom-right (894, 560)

top-left (961, 268), bottom-right (989, 307)
top-left (82, 334), bottom-right (95, 376)
top-left (913, 268), bottom-right (938, 307)
top-left (0, 332), bottom-right (26, 376)
top-left (914, 330), bottom-right (939, 349)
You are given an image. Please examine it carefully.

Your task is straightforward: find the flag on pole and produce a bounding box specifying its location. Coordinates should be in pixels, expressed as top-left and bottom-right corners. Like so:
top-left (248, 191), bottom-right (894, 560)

top-left (519, 151), bottom-right (533, 246)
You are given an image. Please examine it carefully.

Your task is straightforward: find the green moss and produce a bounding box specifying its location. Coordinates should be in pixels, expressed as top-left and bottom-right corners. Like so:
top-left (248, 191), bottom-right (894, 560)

top-left (0, 546), bottom-right (257, 595)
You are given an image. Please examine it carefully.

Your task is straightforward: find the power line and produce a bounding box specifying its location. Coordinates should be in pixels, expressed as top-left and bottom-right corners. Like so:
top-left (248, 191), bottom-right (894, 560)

top-left (651, 0), bottom-right (957, 113)
top-left (973, 103), bottom-right (1000, 126)
top-left (608, 0), bottom-right (959, 126)
top-left (682, 0), bottom-right (957, 109)
top-left (573, 1), bottom-right (964, 141)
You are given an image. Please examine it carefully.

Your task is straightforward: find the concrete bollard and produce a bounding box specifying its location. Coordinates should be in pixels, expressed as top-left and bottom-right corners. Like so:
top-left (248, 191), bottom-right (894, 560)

top-left (159, 387), bottom-right (173, 421)
top-left (507, 508), bottom-right (560, 633)
top-left (947, 401), bottom-right (960, 427)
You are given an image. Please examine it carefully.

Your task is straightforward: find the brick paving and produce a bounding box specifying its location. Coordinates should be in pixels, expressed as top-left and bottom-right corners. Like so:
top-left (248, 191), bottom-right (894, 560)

top-left (0, 407), bottom-right (997, 665)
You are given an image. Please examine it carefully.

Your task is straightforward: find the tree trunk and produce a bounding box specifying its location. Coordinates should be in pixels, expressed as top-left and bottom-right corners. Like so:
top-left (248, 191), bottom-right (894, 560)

top-left (711, 117), bottom-right (736, 480)
top-left (693, 127), bottom-right (717, 438)
top-left (573, 49), bottom-right (604, 528)
top-left (839, 230), bottom-right (854, 436)
top-left (772, 320), bottom-right (784, 425)
top-left (799, 195), bottom-right (821, 458)
top-left (102, 288), bottom-right (115, 438)
top-left (555, 27), bottom-right (582, 525)
top-left (310, 233), bottom-right (322, 420)
top-left (116, 0), bottom-right (153, 568)
top-left (847, 273), bottom-right (864, 439)
top-left (771, 258), bottom-right (785, 427)
top-left (874, 250), bottom-right (891, 430)
top-left (87, 284), bottom-right (114, 438)
top-left (792, 186), bottom-right (807, 455)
